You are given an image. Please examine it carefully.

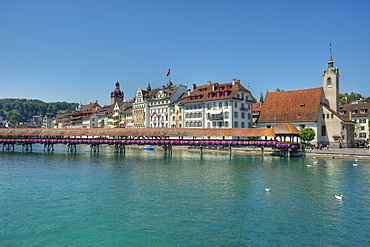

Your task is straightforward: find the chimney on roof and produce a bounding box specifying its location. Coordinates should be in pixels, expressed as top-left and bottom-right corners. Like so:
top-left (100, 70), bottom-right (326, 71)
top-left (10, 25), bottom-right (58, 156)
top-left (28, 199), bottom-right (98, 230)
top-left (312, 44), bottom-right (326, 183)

top-left (212, 83), bottom-right (218, 91)
top-left (187, 89), bottom-right (191, 96)
top-left (232, 78), bottom-right (236, 85)
top-left (207, 80), bottom-right (211, 84)
top-left (192, 83), bottom-right (196, 91)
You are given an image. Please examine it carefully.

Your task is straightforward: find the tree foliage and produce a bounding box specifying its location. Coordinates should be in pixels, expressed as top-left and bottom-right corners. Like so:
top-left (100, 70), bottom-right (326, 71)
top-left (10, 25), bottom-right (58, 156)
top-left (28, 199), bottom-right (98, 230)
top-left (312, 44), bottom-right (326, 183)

top-left (299, 127), bottom-right (315, 142)
top-left (339, 92), bottom-right (363, 105)
top-left (0, 98), bottom-right (78, 123)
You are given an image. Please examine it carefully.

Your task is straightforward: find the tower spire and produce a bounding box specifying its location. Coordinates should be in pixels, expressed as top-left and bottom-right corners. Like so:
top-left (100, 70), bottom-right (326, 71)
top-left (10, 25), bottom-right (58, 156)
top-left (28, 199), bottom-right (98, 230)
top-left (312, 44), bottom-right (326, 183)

top-left (328, 43), bottom-right (334, 68)
top-left (147, 79), bottom-right (151, 91)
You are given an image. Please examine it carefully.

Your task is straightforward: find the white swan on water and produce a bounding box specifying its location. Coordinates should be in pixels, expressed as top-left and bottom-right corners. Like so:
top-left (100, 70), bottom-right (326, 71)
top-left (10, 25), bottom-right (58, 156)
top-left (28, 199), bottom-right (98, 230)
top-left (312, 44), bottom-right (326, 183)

top-left (265, 188), bottom-right (270, 192)
top-left (335, 195), bottom-right (343, 200)
top-left (352, 163), bottom-right (358, 166)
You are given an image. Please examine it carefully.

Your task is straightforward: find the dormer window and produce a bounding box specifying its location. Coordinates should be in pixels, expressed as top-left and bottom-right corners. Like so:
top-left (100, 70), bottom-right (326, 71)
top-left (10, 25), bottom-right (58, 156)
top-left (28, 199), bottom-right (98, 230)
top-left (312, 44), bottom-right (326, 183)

top-left (351, 110), bottom-right (357, 114)
top-left (360, 109), bottom-right (368, 114)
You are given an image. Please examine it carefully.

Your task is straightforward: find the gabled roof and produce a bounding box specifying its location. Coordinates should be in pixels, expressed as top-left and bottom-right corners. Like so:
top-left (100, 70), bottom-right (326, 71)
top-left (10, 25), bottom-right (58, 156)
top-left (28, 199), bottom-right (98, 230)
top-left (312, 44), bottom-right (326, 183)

top-left (258, 87), bottom-right (323, 123)
top-left (148, 86), bottom-right (182, 101)
top-left (322, 103), bottom-right (354, 123)
top-left (252, 102), bottom-right (263, 113)
top-left (97, 104), bottom-right (115, 115)
top-left (183, 80), bottom-right (253, 103)
top-left (273, 123), bottom-right (301, 135)
top-left (80, 102), bottom-right (101, 112)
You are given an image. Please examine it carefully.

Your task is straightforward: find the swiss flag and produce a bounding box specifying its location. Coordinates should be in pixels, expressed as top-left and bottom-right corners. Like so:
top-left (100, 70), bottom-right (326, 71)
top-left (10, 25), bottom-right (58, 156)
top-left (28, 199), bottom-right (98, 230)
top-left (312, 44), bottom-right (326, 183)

top-left (166, 68), bottom-right (171, 76)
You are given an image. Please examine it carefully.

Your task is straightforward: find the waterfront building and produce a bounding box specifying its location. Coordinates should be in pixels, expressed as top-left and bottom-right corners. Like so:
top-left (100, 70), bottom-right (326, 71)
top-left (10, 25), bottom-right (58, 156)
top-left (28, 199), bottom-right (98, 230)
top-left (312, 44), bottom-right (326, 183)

top-left (181, 79), bottom-right (255, 129)
top-left (110, 101), bottom-right (124, 128)
top-left (257, 48), bottom-right (355, 147)
top-left (132, 86), bottom-right (153, 128)
top-left (121, 105), bottom-right (133, 127)
top-left (69, 102), bottom-right (101, 128)
top-left (54, 114), bottom-right (70, 128)
top-left (252, 102), bottom-right (263, 128)
top-left (42, 110), bottom-right (54, 128)
top-left (97, 104), bottom-right (114, 128)
top-left (168, 97), bottom-right (186, 128)
top-left (148, 81), bottom-right (187, 128)
top-left (339, 101), bottom-right (370, 141)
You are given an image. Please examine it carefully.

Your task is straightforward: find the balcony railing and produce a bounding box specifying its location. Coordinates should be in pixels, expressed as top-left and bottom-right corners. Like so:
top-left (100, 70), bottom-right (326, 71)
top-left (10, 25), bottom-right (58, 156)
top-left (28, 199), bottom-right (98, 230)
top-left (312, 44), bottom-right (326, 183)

top-left (208, 114), bottom-right (224, 121)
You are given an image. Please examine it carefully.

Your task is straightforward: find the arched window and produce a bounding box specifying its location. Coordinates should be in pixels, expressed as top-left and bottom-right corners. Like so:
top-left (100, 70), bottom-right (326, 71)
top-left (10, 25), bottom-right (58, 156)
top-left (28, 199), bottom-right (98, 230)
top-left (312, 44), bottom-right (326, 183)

top-left (327, 77), bottom-right (332, 87)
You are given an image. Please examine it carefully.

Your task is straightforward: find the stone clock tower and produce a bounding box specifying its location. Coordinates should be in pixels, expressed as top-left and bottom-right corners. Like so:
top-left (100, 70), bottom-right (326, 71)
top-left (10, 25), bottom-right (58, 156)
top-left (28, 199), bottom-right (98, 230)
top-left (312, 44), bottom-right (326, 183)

top-left (322, 46), bottom-right (340, 112)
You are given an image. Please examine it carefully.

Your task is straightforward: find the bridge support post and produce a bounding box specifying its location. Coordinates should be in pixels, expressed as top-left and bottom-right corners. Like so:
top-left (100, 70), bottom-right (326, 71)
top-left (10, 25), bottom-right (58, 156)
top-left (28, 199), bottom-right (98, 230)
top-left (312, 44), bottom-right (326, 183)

top-left (2, 143), bottom-right (14, 152)
top-left (229, 146), bottom-right (232, 157)
top-left (261, 146), bottom-right (264, 156)
top-left (163, 144), bottom-right (172, 155)
top-left (43, 143), bottom-right (54, 152)
top-left (90, 144), bottom-right (100, 153)
top-left (200, 145), bottom-right (203, 156)
top-left (67, 143), bottom-right (76, 153)
top-left (22, 143), bottom-right (33, 152)
top-left (114, 144), bottom-right (125, 153)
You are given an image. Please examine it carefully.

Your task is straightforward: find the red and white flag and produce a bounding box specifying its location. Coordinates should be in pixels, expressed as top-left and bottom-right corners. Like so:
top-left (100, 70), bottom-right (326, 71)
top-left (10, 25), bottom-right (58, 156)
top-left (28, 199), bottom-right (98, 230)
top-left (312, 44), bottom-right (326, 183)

top-left (166, 68), bottom-right (171, 76)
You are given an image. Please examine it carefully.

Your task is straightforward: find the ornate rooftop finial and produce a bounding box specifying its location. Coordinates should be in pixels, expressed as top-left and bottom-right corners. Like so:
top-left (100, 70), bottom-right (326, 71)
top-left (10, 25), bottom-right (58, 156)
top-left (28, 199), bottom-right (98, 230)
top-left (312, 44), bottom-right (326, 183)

top-left (328, 43), bottom-right (334, 68)
top-left (147, 79), bottom-right (151, 91)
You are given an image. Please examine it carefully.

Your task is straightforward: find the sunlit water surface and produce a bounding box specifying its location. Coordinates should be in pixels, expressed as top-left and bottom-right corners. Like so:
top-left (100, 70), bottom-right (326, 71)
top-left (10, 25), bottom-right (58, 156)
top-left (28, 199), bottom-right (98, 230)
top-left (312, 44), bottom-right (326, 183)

top-left (1, 144), bottom-right (369, 246)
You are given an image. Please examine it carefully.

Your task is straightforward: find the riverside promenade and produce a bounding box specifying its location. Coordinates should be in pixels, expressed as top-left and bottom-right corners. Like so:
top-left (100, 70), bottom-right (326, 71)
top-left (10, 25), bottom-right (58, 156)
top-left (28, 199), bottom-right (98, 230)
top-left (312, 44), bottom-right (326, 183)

top-left (178, 145), bottom-right (370, 160)
top-left (303, 147), bottom-right (370, 160)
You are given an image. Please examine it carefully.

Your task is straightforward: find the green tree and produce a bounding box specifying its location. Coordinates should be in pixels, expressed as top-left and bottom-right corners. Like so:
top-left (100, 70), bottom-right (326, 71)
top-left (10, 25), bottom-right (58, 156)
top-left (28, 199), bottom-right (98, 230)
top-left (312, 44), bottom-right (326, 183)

top-left (347, 92), bottom-right (362, 103)
top-left (0, 98), bottom-right (78, 122)
top-left (259, 92), bottom-right (264, 103)
top-left (6, 110), bottom-right (23, 123)
top-left (299, 127), bottom-right (315, 143)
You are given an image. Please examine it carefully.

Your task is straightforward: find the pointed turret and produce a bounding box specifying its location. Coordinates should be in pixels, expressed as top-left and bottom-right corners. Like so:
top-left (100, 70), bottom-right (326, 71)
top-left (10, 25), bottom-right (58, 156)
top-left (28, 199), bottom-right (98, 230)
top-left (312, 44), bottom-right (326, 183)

top-left (328, 44), bottom-right (334, 68)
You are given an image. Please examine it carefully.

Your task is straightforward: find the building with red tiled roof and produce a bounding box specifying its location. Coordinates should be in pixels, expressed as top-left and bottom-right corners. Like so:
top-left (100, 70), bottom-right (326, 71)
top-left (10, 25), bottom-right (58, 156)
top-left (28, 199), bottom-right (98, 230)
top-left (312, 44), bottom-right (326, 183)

top-left (180, 78), bottom-right (255, 129)
top-left (339, 101), bottom-right (370, 141)
top-left (252, 102), bottom-right (263, 127)
top-left (257, 48), bottom-right (355, 147)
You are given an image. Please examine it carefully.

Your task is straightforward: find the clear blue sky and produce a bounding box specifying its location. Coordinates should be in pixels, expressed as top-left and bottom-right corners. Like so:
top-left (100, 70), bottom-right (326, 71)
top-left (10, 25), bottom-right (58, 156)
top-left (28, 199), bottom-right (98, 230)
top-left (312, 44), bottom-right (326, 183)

top-left (1, 0), bottom-right (369, 106)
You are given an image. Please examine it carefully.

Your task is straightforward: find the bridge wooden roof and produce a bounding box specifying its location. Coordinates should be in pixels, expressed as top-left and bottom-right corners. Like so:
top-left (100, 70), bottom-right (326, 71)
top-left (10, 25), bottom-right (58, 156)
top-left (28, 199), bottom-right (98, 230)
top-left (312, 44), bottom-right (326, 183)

top-left (0, 127), bottom-right (277, 137)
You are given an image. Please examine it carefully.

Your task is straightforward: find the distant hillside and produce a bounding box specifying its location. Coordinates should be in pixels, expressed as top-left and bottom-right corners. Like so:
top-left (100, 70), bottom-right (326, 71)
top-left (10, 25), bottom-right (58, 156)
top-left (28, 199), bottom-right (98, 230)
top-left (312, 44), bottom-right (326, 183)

top-left (0, 98), bottom-right (79, 123)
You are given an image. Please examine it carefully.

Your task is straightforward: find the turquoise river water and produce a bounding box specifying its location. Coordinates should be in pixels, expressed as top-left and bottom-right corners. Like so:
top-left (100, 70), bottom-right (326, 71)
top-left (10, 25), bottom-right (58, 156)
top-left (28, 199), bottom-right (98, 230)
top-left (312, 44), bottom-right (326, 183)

top-left (0, 144), bottom-right (370, 246)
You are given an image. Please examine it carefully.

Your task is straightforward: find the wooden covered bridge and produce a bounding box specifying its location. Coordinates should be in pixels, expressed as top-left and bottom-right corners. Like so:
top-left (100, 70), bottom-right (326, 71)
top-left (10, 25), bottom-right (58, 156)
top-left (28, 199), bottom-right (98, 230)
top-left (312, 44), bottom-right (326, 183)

top-left (0, 123), bottom-right (302, 156)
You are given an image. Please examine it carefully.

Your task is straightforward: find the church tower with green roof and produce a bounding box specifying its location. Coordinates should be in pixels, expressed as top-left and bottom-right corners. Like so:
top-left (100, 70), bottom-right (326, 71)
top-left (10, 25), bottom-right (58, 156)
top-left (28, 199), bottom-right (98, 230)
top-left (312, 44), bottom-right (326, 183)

top-left (322, 45), bottom-right (340, 112)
